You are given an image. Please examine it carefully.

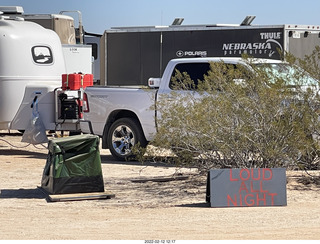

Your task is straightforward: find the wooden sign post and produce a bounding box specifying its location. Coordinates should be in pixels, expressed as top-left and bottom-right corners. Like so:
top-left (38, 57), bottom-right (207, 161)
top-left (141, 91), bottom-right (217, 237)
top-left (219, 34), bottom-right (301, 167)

top-left (206, 168), bottom-right (287, 207)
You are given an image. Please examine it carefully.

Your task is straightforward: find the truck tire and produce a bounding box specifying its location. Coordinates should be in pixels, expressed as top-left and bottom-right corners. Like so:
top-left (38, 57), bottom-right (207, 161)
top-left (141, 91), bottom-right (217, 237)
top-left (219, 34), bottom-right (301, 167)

top-left (107, 118), bottom-right (147, 161)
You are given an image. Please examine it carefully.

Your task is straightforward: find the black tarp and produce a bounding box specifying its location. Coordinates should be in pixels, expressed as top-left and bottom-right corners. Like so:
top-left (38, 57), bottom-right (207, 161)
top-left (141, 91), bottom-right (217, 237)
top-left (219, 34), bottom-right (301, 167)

top-left (41, 134), bottom-right (104, 194)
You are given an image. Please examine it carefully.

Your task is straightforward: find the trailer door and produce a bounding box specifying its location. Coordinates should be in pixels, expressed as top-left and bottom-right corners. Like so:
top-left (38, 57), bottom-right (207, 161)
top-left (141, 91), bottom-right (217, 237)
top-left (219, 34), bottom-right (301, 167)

top-left (287, 30), bottom-right (320, 59)
top-left (105, 32), bottom-right (161, 86)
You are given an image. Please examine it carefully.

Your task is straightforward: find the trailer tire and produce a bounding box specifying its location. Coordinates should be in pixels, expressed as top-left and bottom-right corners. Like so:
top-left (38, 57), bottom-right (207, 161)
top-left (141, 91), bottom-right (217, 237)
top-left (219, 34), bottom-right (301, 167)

top-left (107, 118), bottom-right (147, 161)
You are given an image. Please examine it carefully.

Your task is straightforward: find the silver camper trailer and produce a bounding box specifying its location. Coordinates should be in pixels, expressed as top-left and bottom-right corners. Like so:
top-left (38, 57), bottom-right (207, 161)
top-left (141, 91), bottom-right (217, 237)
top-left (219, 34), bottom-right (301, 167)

top-left (0, 6), bottom-right (92, 133)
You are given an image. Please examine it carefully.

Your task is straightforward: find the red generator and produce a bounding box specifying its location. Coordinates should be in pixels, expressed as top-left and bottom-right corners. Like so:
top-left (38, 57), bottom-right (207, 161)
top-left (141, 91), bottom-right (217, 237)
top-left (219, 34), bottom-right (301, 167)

top-left (62, 73), bottom-right (93, 90)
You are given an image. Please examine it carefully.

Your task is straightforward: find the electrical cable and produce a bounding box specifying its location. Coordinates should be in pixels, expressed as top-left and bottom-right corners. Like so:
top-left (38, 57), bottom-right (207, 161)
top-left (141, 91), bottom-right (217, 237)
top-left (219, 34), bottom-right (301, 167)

top-left (0, 138), bottom-right (47, 149)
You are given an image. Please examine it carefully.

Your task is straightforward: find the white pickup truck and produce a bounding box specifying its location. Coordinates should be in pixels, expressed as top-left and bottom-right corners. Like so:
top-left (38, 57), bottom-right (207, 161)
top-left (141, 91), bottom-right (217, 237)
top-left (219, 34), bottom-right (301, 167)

top-left (81, 57), bottom-right (289, 160)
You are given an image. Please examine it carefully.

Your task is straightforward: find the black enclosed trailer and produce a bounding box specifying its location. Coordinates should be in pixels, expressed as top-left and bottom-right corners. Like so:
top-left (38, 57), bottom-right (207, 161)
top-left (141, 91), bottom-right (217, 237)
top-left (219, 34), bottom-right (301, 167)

top-left (99, 24), bottom-right (320, 86)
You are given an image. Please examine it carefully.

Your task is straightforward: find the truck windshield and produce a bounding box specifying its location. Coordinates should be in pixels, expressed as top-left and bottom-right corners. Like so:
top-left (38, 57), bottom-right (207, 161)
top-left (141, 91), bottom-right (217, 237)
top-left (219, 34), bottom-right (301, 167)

top-left (255, 63), bottom-right (318, 86)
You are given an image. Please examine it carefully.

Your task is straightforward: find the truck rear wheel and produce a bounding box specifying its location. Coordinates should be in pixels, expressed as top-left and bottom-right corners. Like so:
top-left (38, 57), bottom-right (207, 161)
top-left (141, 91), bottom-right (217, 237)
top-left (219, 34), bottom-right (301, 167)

top-left (107, 118), bottom-right (147, 161)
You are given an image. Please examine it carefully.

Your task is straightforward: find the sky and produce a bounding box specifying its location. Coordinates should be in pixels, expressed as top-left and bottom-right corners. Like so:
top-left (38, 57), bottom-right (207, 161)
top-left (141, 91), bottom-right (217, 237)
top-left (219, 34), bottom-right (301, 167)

top-left (1, 0), bottom-right (320, 34)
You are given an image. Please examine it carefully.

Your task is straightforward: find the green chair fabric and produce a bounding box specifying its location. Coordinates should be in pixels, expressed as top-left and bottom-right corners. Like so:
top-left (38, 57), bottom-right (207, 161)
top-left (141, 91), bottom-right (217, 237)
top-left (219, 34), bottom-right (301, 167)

top-left (41, 134), bottom-right (104, 194)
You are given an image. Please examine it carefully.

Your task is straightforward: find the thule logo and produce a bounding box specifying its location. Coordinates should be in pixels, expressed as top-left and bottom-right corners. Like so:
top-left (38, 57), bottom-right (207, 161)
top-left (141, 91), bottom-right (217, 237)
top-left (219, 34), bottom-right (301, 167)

top-left (260, 32), bottom-right (281, 40)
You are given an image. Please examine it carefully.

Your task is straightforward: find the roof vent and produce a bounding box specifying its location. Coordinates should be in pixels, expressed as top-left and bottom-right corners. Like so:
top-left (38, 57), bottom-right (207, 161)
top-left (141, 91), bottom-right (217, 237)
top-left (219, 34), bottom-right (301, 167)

top-left (172, 18), bottom-right (184, 26)
top-left (240, 15), bottom-right (256, 26)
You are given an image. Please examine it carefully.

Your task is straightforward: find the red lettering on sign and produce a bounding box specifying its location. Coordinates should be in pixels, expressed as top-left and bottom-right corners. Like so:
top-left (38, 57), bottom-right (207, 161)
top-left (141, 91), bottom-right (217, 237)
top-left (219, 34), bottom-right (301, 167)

top-left (268, 192), bottom-right (278, 205)
top-left (224, 168), bottom-right (281, 207)
top-left (251, 168), bottom-right (261, 180)
top-left (230, 169), bottom-right (268, 182)
top-left (260, 181), bottom-right (268, 193)
top-left (263, 168), bottom-right (273, 180)
top-left (228, 192), bottom-right (278, 207)
top-left (240, 169), bottom-right (250, 181)
top-left (227, 194), bottom-right (237, 206)
top-left (239, 181), bottom-right (249, 193)
top-left (256, 193), bottom-right (267, 206)
top-left (244, 194), bottom-right (255, 206)
top-left (250, 181), bottom-right (259, 193)
top-left (230, 169), bottom-right (239, 181)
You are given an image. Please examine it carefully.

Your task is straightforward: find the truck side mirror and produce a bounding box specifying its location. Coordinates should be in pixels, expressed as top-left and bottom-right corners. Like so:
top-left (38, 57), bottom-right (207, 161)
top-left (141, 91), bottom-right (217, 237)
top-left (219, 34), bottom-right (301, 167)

top-left (148, 78), bottom-right (161, 88)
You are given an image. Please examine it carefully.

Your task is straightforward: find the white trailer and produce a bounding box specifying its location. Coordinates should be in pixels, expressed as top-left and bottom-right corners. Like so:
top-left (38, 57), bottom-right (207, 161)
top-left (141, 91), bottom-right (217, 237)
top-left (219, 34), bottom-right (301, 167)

top-left (0, 7), bottom-right (92, 133)
top-left (0, 16), bottom-right (65, 130)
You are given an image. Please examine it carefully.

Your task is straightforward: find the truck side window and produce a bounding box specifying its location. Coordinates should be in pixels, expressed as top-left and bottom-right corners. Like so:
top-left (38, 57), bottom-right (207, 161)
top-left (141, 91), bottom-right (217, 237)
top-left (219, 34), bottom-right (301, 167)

top-left (169, 63), bottom-right (210, 90)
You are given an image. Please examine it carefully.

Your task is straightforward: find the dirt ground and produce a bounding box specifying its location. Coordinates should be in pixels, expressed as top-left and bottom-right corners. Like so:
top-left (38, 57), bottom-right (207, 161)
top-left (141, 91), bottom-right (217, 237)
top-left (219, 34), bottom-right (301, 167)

top-left (0, 130), bottom-right (320, 240)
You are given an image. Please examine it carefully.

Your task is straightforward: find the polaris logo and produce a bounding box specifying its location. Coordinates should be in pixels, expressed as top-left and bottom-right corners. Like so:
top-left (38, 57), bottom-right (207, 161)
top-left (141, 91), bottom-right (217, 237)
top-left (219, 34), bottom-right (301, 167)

top-left (176, 50), bottom-right (207, 57)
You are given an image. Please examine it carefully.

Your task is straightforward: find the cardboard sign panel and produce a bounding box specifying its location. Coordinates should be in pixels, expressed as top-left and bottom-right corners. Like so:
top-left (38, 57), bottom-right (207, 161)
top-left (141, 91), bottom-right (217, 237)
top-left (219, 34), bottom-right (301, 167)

top-left (206, 168), bottom-right (287, 207)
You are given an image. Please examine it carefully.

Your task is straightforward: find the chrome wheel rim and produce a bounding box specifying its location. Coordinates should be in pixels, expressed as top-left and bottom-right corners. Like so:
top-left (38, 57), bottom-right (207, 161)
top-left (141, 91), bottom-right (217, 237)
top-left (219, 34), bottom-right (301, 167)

top-left (111, 125), bottom-right (135, 156)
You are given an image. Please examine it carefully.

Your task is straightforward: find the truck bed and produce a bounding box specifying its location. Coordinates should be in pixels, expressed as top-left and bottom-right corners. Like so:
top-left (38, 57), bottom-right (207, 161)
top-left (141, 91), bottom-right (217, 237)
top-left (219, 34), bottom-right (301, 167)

top-left (82, 86), bottom-right (157, 139)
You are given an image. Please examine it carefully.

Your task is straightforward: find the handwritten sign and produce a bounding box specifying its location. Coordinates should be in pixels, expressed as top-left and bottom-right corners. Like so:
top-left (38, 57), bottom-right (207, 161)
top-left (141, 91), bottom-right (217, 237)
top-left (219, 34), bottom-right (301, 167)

top-left (206, 168), bottom-right (287, 207)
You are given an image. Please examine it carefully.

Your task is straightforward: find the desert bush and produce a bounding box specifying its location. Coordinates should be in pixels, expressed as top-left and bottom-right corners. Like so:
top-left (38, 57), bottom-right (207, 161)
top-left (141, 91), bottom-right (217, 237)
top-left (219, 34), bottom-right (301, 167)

top-left (139, 55), bottom-right (320, 172)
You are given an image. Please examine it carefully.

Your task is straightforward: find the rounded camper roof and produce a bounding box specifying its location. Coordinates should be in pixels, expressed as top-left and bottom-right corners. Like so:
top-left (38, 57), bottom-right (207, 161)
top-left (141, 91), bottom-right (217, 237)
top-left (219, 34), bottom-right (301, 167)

top-left (0, 18), bottom-right (66, 77)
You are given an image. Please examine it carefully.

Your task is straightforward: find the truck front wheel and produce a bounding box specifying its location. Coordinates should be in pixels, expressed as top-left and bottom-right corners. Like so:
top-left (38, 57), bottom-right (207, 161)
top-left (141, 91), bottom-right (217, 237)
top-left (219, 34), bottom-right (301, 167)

top-left (107, 118), bottom-right (147, 161)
